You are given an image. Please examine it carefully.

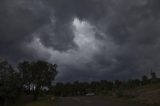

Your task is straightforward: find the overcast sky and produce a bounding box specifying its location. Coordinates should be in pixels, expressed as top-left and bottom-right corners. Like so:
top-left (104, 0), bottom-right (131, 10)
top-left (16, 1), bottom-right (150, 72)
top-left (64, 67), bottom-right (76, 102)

top-left (0, 0), bottom-right (160, 82)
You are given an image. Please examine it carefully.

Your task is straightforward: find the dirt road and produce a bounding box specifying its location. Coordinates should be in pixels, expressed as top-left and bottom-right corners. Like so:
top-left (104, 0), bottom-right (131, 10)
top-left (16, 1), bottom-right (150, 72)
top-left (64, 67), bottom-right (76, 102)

top-left (54, 96), bottom-right (142, 106)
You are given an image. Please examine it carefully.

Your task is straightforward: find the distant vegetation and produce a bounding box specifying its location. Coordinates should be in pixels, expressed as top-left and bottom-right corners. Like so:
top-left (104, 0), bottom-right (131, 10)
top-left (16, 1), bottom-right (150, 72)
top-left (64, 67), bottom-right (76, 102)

top-left (0, 60), bottom-right (160, 106)
top-left (52, 71), bottom-right (159, 97)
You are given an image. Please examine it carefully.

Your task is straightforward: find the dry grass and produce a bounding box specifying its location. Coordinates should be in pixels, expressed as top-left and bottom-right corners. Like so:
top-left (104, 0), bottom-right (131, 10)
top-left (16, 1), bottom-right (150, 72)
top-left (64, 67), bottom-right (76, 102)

top-left (110, 83), bottom-right (160, 106)
top-left (132, 84), bottom-right (160, 105)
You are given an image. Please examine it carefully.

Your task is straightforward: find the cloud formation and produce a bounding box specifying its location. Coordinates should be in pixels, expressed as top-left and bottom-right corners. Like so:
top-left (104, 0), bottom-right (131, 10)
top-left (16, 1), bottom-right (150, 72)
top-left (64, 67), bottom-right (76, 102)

top-left (1, 0), bottom-right (160, 81)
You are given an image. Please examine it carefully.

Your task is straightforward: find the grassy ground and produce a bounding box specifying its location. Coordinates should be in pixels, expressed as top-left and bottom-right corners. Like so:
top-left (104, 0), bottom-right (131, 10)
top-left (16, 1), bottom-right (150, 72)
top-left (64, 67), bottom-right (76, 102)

top-left (25, 97), bottom-right (55, 106)
top-left (132, 83), bottom-right (160, 105)
top-left (107, 83), bottom-right (160, 106)
top-left (13, 96), bottom-right (55, 106)
top-left (22, 100), bottom-right (53, 106)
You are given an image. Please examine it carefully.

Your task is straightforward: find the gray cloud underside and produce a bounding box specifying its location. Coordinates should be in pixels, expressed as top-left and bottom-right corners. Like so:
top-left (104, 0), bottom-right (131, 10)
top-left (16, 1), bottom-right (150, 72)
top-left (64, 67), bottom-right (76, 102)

top-left (1, 0), bottom-right (160, 82)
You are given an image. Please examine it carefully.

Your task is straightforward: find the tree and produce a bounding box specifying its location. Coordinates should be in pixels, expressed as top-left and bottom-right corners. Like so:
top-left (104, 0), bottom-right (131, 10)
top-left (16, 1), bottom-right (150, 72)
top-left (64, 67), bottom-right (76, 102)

top-left (18, 61), bottom-right (32, 94)
top-left (150, 72), bottom-right (157, 79)
top-left (0, 61), bottom-right (21, 106)
top-left (19, 60), bottom-right (58, 100)
top-left (150, 72), bottom-right (157, 83)
top-left (115, 80), bottom-right (122, 88)
top-left (142, 75), bottom-right (149, 85)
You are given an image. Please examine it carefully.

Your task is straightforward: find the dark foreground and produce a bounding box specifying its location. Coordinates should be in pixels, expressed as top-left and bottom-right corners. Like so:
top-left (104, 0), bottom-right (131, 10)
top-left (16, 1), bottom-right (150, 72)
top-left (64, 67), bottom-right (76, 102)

top-left (54, 96), bottom-right (142, 106)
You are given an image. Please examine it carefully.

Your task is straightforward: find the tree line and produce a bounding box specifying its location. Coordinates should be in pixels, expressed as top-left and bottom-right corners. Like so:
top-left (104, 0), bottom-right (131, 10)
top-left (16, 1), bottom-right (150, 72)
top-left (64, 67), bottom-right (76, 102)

top-left (0, 60), bottom-right (58, 106)
top-left (51, 71), bottom-right (159, 97)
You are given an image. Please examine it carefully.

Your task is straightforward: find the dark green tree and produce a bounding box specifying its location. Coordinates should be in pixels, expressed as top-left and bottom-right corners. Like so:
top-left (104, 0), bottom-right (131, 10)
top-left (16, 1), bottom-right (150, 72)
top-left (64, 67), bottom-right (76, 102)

top-left (19, 60), bottom-right (58, 100)
top-left (0, 61), bottom-right (21, 106)
top-left (142, 75), bottom-right (149, 85)
top-left (150, 72), bottom-right (157, 83)
top-left (18, 61), bottom-right (32, 94)
top-left (115, 80), bottom-right (122, 88)
top-left (150, 72), bottom-right (157, 79)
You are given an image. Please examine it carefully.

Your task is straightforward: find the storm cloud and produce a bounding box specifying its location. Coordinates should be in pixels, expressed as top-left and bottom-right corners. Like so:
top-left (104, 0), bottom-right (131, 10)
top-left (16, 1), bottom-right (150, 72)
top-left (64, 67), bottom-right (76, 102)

top-left (1, 0), bottom-right (160, 82)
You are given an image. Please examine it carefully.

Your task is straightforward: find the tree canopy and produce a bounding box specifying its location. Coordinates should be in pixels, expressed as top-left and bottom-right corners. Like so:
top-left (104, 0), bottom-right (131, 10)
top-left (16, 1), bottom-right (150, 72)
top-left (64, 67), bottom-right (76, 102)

top-left (0, 60), bottom-right (58, 105)
top-left (19, 60), bottom-right (58, 100)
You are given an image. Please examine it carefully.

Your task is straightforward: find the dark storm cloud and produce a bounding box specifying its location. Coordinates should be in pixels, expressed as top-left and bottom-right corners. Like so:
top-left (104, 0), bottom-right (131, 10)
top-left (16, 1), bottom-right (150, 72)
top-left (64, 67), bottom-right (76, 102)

top-left (0, 0), bottom-right (52, 61)
top-left (1, 0), bottom-right (160, 81)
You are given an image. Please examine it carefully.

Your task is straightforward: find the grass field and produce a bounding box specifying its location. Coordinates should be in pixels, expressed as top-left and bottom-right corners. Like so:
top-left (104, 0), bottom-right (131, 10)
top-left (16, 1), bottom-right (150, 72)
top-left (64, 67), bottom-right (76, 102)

top-left (107, 83), bottom-right (160, 106)
top-left (22, 101), bottom-right (53, 106)
top-left (26, 97), bottom-right (55, 106)
top-left (13, 96), bottom-right (55, 106)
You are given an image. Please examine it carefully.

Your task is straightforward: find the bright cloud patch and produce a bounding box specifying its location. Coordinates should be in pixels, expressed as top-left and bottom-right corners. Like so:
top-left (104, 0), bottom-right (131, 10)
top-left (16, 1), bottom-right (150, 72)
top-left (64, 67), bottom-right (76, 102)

top-left (73, 18), bottom-right (100, 53)
top-left (26, 17), bottom-right (117, 81)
